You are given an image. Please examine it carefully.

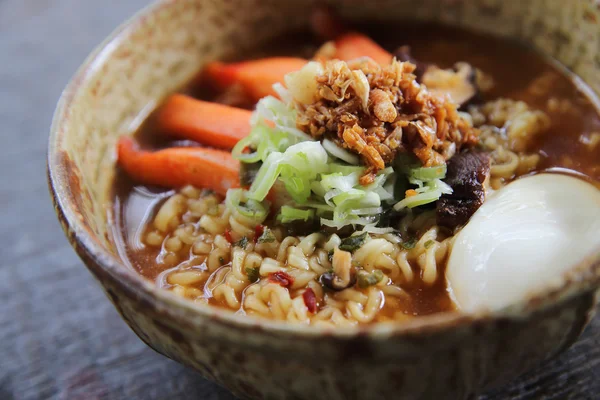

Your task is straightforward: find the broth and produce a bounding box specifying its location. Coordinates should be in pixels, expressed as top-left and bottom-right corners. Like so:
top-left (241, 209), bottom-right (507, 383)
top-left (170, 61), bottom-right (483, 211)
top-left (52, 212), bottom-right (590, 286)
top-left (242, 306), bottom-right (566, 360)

top-left (112, 22), bottom-right (600, 323)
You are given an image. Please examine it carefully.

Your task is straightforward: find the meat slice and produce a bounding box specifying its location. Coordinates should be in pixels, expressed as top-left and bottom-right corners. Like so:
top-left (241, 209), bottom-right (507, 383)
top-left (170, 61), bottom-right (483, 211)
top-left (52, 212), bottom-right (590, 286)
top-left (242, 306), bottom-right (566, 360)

top-left (437, 151), bottom-right (491, 230)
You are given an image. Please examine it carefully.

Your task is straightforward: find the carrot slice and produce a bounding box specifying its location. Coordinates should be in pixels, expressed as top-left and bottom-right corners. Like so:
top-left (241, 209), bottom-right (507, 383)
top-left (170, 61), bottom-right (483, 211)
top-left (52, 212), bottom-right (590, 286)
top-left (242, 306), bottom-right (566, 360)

top-left (117, 137), bottom-right (239, 195)
top-left (334, 32), bottom-right (392, 65)
top-left (205, 57), bottom-right (307, 101)
top-left (157, 94), bottom-right (251, 150)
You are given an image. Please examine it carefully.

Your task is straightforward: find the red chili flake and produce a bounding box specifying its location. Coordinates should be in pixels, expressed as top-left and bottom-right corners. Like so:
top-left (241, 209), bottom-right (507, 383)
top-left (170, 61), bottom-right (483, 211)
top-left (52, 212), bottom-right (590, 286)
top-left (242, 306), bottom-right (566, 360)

top-left (254, 225), bottom-right (265, 243)
top-left (242, 146), bottom-right (252, 154)
top-left (268, 271), bottom-right (295, 288)
top-left (224, 229), bottom-right (233, 243)
top-left (302, 288), bottom-right (317, 313)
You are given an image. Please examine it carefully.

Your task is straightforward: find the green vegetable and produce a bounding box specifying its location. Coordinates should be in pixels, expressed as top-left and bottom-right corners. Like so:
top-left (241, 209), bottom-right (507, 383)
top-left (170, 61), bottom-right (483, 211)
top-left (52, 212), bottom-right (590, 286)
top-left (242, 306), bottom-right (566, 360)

top-left (393, 179), bottom-right (452, 210)
top-left (231, 125), bottom-right (274, 164)
top-left (317, 168), bottom-right (395, 228)
top-left (390, 157), bottom-right (452, 211)
top-left (257, 228), bottom-right (276, 243)
top-left (245, 266), bottom-right (260, 283)
top-left (328, 164), bottom-right (365, 175)
top-left (278, 206), bottom-right (315, 223)
top-left (232, 96), bottom-right (312, 166)
top-left (409, 165), bottom-right (447, 181)
top-left (248, 141), bottom-right (329, 203)
top-left (357, 270), bottom-right (384, 288)
top-left (339, 232), bottom-right (369, 252)
top-left (225, 189), bottom-right (269, 224)
top-left (322, 138), bottom-right (360, 164)
top-left (401, 237), bottom-right (417, 250)
top-left (320, 172), bottom-right (360, 192)
top-left (234, 236), bottom-right (249, 249)
top-left (252, 96), bottom-right (312, 143)
top-left (424, 239), bottom-right (434, 249)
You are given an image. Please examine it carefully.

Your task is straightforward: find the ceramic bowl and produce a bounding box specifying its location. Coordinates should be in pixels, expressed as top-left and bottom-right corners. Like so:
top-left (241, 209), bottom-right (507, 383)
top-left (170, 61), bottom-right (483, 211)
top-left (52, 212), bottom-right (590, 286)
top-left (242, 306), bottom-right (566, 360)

top-left (48, 0), bottom-right (600, 398)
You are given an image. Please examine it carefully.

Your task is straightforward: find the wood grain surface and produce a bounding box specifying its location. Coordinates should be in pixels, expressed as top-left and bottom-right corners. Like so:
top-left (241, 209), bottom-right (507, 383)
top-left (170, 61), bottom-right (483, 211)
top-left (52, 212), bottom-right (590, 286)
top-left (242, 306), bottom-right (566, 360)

top-left (1, 1), bottom-right (598, 399)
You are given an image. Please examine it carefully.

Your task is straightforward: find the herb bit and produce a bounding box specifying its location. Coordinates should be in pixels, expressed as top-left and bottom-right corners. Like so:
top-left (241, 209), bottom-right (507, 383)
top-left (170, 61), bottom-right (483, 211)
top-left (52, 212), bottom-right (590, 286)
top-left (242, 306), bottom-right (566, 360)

top-left (257, 227), bottom-right (276, 244)
top-left (339, 232), bottom-right (369, 252)
top-left (401, 237), bottom-right (417, 250)
top-left (357, 270), bottom-right (384, 288)
top-left (424, 239), bottom-right (434, 249)
top-left (234, 236), bottom-right (249, 249)
top-left (245, 266), bottom-right (260, 283)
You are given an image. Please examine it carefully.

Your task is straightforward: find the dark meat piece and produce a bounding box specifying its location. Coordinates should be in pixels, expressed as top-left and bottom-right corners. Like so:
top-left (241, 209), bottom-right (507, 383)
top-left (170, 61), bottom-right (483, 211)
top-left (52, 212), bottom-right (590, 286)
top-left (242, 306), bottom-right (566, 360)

top-left (437, 151), bottom-right (490, 231)
top-left (445, 150), bottom-right (490, 198)
top-left (437, 198), bottom-right (481, 231)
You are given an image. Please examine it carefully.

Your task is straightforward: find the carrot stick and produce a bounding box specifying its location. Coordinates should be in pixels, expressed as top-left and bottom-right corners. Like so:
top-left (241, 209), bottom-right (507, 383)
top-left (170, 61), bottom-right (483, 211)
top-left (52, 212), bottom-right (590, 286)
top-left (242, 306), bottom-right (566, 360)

top-left (334, 32), bottom-right (392, 65)
top-left (205, 57), bottom-right (307, 101)
top-left (117, 137), bottom-right (239, 195)
top-left (157, 94), bottom-right (251, 150)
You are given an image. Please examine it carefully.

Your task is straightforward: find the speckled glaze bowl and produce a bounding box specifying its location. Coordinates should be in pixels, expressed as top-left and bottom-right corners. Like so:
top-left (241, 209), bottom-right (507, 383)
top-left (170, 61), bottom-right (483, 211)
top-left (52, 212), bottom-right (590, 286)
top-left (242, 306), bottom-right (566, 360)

top-left (48, 0), bottom-right (600, 398)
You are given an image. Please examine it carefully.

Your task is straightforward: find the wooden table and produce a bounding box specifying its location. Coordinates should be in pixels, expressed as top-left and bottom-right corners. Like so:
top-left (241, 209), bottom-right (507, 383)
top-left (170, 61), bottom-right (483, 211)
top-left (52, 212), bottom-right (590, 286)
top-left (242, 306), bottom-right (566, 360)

top-left (1, 1), bottom-right (598, 398)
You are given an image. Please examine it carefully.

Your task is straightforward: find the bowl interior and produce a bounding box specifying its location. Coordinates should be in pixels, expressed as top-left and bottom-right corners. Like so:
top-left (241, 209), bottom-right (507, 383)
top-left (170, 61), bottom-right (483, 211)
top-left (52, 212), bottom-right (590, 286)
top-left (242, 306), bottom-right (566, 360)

top-left (48, 0), bottom-right (600, 335)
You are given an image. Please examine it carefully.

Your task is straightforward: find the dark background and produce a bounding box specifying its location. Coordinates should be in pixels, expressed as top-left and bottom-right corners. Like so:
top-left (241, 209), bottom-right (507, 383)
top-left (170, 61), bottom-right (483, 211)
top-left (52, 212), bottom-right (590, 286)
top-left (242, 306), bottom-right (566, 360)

top-left (1, 1), bottom-right (599, 399)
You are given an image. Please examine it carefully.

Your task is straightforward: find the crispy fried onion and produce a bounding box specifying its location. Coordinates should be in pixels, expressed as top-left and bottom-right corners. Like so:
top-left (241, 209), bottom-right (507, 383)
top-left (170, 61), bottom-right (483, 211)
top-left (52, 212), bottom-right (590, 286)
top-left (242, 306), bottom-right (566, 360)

top-left (294, 59), bottom-right (479, 184)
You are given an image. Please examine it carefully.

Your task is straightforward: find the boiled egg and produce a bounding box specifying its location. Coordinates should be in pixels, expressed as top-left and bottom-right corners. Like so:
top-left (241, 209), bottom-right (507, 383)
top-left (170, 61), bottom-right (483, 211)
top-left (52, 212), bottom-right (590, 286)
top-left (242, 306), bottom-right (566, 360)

top-left (447, 173), bottom-right (600, 312)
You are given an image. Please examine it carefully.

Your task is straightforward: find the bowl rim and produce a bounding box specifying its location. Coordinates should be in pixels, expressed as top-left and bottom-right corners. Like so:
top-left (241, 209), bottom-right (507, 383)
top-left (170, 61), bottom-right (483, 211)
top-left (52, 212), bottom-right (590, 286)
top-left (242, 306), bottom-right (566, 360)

top-left (47, 0), bottom-right (600, 341)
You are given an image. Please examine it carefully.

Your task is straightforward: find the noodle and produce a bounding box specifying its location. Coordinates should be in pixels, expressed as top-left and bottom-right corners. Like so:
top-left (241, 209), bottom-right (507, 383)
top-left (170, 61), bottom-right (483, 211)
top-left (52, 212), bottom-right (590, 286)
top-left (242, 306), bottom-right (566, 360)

top-left (145, 193), bottom-right (453, 325)
top-left (469, 98), bottom-right (549, 188)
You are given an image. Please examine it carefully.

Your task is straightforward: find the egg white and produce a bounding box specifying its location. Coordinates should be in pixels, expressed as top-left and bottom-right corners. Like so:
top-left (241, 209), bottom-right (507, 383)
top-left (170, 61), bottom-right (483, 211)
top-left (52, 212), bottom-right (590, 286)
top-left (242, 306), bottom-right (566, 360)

top-left (447, 173), bottom-right (600, 312)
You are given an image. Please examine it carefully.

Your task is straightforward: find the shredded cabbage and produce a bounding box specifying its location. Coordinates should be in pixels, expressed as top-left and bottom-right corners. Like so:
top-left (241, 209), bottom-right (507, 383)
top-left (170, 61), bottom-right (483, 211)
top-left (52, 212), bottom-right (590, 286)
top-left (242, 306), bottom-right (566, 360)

top-left (278, 206), bottom-right (314, 223)
top-left (391, 161), bottom-right (452, 210)
top-left (409, 165), bottom-right (447, 181)
top-left (322, 139), bottom-right (360, 165)
top-left (393, 178), bottom-right (452, 210)
top-left (251, 96), bottom-right (312, 143)
top-left (247, 141), bottom-right (328, 203)
top-left (225, 189), bottom-right (269, 225)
